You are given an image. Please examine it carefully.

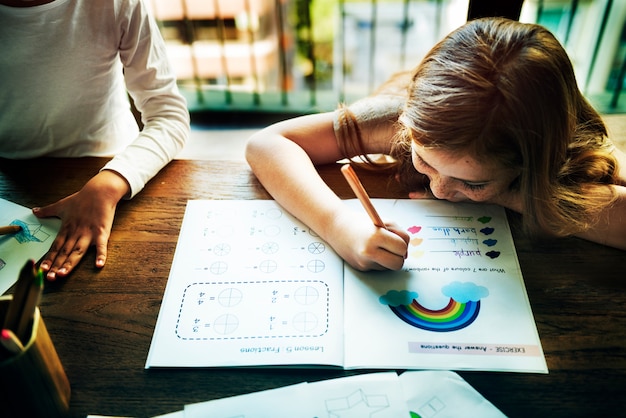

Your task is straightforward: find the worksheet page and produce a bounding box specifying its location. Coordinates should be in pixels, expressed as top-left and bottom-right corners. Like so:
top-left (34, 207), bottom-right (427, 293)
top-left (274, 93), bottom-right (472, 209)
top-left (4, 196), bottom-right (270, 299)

top-left (342, 199), bottom-right (547, 373)
top-left (146, 200), bottom-right (346, 368)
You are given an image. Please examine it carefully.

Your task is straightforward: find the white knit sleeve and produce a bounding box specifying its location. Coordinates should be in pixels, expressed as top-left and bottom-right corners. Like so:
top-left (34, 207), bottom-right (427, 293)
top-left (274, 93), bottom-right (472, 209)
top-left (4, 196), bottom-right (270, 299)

top-left (103, 0), bottom-right (190, 198)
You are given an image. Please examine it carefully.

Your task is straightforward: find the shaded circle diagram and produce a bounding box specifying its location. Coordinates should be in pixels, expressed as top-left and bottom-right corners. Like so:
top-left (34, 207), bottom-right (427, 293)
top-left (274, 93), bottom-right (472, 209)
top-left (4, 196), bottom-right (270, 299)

top-left (308, 242), bottom-right (326, 254)
top-left (294, 286), bottom-right (319, 305)
top-left (213, 314), bottom-right (239, 334)
top-left (292, 312), bottom-right (318, 332)
top-left (217, 288), bottom-right (243, 307)
top-left (307, 259), bottom-right (325, 273)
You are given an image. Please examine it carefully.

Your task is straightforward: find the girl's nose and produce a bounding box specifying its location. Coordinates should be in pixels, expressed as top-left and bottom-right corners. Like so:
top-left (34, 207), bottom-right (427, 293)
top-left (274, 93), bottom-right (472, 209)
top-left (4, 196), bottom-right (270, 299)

top-left (429, 176), bottom-right (458, 200)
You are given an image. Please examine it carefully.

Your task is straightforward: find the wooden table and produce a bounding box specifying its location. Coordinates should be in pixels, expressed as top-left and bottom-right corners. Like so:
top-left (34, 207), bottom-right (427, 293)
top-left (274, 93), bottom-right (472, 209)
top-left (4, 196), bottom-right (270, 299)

top-left (1, 157), bottom-right (625, 418)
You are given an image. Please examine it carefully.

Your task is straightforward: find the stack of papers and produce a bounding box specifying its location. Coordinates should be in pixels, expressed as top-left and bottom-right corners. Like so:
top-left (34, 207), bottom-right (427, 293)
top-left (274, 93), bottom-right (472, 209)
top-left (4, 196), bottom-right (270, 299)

top-left (90, 370), bottom-right (507, 418)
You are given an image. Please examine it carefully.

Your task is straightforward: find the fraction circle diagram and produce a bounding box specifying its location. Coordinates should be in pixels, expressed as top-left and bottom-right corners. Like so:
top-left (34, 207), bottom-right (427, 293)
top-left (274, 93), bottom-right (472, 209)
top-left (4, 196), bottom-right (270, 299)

top-left (209, 261), bottom-right (228, 275)
top-left (292, 312), bottom-right (318, 332)
top-left (213, 314), bottom-right (239, 334)
top-left (308, 242), bottom-right (326, 254)
top-left (265, 208), bottom-right (283, 219)
top-left (213, 242), bottom-right (231, 256)
top-left (294, 286), bottom-right (320, 305)
top-left (259, 259), bottom-right (278, 273)
top-left (307, 259), bottom-right (325, 273)
top-left (217, 288), bottom-right (243, 307)
top-left (261, 241), bottom-right (279, 254)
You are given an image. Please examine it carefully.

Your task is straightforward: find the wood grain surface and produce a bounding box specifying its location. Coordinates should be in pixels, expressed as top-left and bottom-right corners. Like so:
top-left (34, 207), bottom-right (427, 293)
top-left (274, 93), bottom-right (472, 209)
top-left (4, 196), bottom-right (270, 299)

top-left (1, 117), bottom-right (625, 418)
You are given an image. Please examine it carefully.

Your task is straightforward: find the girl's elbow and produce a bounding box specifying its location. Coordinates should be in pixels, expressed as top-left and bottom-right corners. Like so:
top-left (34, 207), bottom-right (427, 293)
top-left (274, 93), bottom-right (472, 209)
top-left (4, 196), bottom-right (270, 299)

top-left (245, 131), bottom-right (269, 164)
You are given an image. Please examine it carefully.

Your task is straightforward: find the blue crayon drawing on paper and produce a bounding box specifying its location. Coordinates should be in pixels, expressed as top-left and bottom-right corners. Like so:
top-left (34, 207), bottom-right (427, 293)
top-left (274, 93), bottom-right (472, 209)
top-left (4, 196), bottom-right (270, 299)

top-left (9, 219), bottom-right (51, 244)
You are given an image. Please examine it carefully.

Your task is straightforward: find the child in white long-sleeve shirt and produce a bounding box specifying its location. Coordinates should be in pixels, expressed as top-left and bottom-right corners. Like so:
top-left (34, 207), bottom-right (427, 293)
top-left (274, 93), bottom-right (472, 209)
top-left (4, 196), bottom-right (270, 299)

top-left (0, 0), bottom-right (190, 280)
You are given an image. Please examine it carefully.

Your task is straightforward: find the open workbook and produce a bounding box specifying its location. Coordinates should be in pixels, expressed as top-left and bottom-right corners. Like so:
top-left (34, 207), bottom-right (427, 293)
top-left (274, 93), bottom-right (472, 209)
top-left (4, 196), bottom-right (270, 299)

top-left (146, 199), bottom-right (547, 373)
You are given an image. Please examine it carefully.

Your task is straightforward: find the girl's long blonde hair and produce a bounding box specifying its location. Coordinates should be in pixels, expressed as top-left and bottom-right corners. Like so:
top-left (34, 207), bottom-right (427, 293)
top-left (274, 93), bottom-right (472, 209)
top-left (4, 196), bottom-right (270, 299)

top-left (339, 18), bottom-right (619, 238)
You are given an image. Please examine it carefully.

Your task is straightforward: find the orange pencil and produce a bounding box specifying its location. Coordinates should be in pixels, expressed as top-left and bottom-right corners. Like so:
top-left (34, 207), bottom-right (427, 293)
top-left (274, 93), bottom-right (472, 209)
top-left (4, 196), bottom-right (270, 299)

top-left (341, 164), bottom-right (386, 229)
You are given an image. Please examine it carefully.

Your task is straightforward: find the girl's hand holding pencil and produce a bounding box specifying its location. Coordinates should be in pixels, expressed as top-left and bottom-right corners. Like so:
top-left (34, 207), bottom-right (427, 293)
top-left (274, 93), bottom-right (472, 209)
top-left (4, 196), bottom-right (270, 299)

top-left (339, 164), bottom-right (409, 271)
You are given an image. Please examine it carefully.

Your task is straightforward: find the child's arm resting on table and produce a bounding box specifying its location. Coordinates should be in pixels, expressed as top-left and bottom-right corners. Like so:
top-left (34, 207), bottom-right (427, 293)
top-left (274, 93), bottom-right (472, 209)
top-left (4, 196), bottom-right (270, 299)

top-left (246, 112), bottom-right (409, 271)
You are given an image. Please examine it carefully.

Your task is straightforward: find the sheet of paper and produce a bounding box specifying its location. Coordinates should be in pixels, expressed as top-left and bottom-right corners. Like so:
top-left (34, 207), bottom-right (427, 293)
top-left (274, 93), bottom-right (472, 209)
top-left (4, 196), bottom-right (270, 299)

top-left (304, 372), bottom-right (410, 417)
top-left (343, 199), bottom-right (547, 373)
top-left (146, 200), bottom-right (346, 368)
top-left (183, 373), bottom-right (410, 418)
top-left (0, 198), bottom-right (60, 294)
top-left (400, 371), bottom-right (506, 417)
top-left (184, 383), bottom-right (314, 418)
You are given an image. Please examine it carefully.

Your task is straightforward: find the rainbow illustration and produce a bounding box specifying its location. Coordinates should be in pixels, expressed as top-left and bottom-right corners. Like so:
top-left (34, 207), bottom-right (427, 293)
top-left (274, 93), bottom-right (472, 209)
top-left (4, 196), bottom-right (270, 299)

top-left (380, 282), bottom-right (488, 332)
top-left (389, 297), bottom-right (480, 332)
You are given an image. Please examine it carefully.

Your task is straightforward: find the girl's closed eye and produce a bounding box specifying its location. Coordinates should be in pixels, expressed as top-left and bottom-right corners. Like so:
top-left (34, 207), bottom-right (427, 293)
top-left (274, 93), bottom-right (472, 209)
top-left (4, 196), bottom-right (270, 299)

top-left (413, 152), bottom-right (428, 167)
top-left (413, 149), bottom-right (488, 189)
top-left (462, 181), bottom-right (488, 191)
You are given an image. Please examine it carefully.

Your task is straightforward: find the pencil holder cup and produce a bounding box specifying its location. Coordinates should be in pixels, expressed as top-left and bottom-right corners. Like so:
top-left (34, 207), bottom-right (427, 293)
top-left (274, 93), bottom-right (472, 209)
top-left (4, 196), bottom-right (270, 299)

top-left (0, 295), bottom-right (71, 417)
